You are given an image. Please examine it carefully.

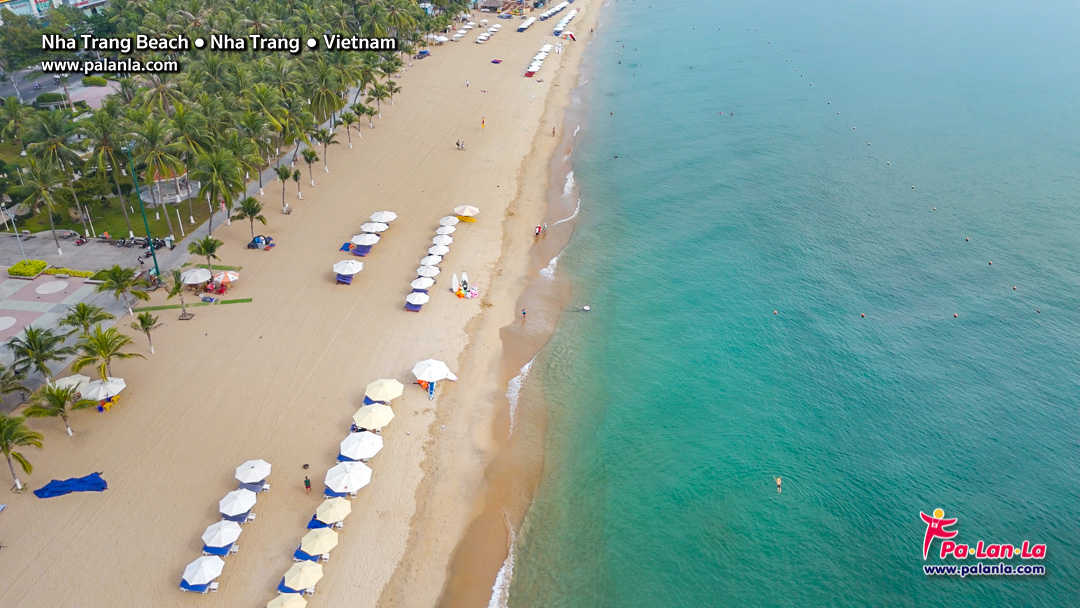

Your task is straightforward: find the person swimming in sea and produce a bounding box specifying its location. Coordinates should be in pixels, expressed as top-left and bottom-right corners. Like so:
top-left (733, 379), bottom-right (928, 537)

top-left (775, 477), bottom-right (782, 493)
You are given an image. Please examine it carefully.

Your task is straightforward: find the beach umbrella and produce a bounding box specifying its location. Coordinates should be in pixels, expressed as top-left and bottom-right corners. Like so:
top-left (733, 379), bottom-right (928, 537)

top-left (412, 359), bottom-right (457, 382)
top-left (80, 377), bottom-right (126, 400)
top-left (432, 235), bottom-right (453, 246)
top-left (268, 595), bottom-right (307, 608)
top-left (436, 226), bottom-right (456, 235)
top-left (454, 205), bottom-right (480, 217)
top-left (182, 556), bottom-right (225, 586)
top-left (360, 222), bottom-right (389, 233)
top-left (54, 374), bottom-right (92, 392)
top-left (452, 274), bottom-right (460, 292)
top-left (180, 268), bottom-right (212, 284)
top-left (213, 270), bottom-right (240, 284)
top-left (282, 562), bottom-right (324, 592)
top-left (324, 461), bottom-right (372, 493)
top-left (340, 431), bottom-right (384, 460)
top-left (315, 497), bottom-right (352, 524)
top-left (300, 528), bottom-right (339, 555)
top-left (333, 260), bottom-right (364, 276)
top-left (416, 265), bottom-right (440, 278)
top-left (353, 404), bottom-right (395, 429)
top-left (406, 292), bottom-right (430, 305)
top-left (410, 277), bottom-right (435, 290)
top-left (235, 459), bottom-right (272, 484)
top-left (365, 378), bottom-right (404, 402)
top-left (351, 233), bottom-right (380, 246)
top-left (219, 489), bottom-right (257, 517)
top-left (480, 18), bottom-right (489, 22)
top-left (201, 520), bottom-right (243, 548)
top-left (428, 245), bottom-right (450, 256)
top-left (439, 216), bottom-right (459, 227)
top-left (420, 255), bottom-right (443, 266)
top-left (370, 211), bottom-right (397, 223)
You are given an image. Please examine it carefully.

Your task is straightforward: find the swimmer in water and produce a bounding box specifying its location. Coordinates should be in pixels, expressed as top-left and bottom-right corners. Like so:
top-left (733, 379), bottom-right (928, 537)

top-left (775, 477), bottom-right (782, 493)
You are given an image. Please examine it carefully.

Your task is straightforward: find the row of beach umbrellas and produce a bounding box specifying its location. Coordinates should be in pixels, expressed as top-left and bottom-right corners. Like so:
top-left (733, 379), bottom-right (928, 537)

top-left (54, 374), bottom-right (127, 401)
top-left (180, 267), bottom-right (241, 285)
top-left (335, 211), bottom-right (398, 283)
top-left (409, 208), bottom-right (478, 309)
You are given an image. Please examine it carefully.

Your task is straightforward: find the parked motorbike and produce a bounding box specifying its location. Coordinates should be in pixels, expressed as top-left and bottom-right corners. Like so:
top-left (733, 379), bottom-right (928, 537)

top-left (60, 231), bottom-right (77, 239)
top-left (74, 236), bottom-right (88, 246)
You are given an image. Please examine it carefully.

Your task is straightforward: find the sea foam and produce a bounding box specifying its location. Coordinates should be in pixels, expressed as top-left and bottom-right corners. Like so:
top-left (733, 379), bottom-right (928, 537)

top-left (486, 527), bottom-right (517, 608)
top-left (539, 255), bottom-right (559, 280)
top-left (562, 170), bottom-right (576, 197)
top-left (552, 198), bottom-right (580, 227)
top-left (507, 358), bottom-right (534, 437)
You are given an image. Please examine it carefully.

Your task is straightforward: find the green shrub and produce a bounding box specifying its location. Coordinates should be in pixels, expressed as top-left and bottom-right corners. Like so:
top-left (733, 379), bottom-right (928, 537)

top-left (35, 92), bottom-right (64, 104)
top-left (8, 259), bottom-right (48, 277)
top-left (43, 267), bottom-right (94, 278)
top-left (81, 76), bottom-right (108, 87)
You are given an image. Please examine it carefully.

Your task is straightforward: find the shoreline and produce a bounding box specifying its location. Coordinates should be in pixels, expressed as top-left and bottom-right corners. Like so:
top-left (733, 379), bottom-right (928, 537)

top-left (0, 8), bottom-right (603, 607)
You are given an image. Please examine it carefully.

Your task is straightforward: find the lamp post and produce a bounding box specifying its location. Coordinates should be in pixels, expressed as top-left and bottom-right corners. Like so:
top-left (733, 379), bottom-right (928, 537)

top-left (121, 142), bottom-right (160, 279)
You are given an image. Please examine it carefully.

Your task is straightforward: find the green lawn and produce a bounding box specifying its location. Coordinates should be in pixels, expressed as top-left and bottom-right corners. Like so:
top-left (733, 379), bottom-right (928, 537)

top-left (18, 194), bottom-right (217, 241)
top-left (134, 297), bottom-right (252, 312)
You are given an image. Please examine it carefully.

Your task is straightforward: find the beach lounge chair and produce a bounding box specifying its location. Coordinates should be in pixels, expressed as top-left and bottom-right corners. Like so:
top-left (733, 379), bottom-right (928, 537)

top-left (229, 544), bottom-right (239, 555)
top-left (324, 488), bottom-right (349, 498)
top-left (405, 302), bottom-right (423, 312)
top-left (263, 482), bottom-right (271, 492)
top-left (245, 512), bottom-right (257, 523)
top-left (277, 579), bottom-right (303, 594)
top-left (201, 544), bottom-right (229, 556)
top-left (411, 288), bottom-right (429, 294)
top-left (238, 481), bottom-right (266, 493)
top-left (210, 582), bottom-right (219, 593)
top-left (307, 515), bottom-right (331, 529)
top-left (334, 521), bottom-right (344, 530)
top-left (339, 242), bottom-right (351, 252)
top-left (180, 581), bottom-right (210, 594)
top-left (321, 553), bottom-right (330, 563)
top-left (336, 453), bottom-right (358, 462)
top-left (304, 587), bottom-right (316, 597)
top-left (351, 244), bottom-right (372, 256)
top-left (293, 546), bottom-right (320, 562)
top-left (336, 273), bottom-right (353, 285)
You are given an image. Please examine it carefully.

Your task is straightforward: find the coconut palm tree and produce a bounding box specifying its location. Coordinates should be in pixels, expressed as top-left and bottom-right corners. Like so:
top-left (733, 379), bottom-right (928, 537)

top-left (0, 364), bottom-right (29, 399)
top-left (0, 413), bottom-right (43, 491)
top-left (314, 128), bottom-right (339, 172)
top-left (188, 235), bottom-right (223, 272)
top-left (191, 148), bottom-right (243, 234)
top-left (24, 385), bottom-right (98, 437)
top-left (365, 83), bottom-right (390, 117)
top-left (292, 168), bottom-right (303, 200)
top-left (339, 111), bottom-right (358, 148)
top-left (24, 109), bottom-right (91, 238)
top-left (72, 326), bottom-right (145, 380)
top-left (82, 111), bottom-right (136, 238)
top-left (275, 164), bottom-right (292, 212)
top-left (130, 311), bottom-right (161, 354)
top-left (6, 326), bottom-right (75, 384)
top-left (166, 269), bottom-right (192, 320)
top-left (353, 103), bottom-right (376, 129)
top-left (58, 303), bottom-right (116, 336)
top-left (301, 148), bottom-right (319, 187)
top-left (95, 265), bottom-right (151, 317)
top-left (237, 110), bottom-right (273, 195)
top-left (131, 116), bottom-right (180, 238)
top-left (169, 103), bottom-right (208, 223)
top-left (231, 196), bottom-right (267, 240)
top-left (386, 80), bottom-right (402, 105)
top-left (0, 97), bottom-right (34, 157)
top-left (18, 158), bottom-right (65, 255)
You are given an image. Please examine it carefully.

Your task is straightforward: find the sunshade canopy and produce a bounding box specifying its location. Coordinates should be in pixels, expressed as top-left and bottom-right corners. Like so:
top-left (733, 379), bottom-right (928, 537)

top-left (352, 403), bottom-right (395, 429)
top-left (235, 459), bottom-right (271, 484)
top-left (182, 556), bottom-right (225, 585)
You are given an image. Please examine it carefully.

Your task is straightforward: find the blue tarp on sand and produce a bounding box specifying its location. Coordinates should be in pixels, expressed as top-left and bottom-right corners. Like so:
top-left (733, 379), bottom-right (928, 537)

top-left (33, 472), bottom-right (108, 498)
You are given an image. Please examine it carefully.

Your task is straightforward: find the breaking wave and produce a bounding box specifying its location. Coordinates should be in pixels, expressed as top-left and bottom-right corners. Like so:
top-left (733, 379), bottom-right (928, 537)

top-left (506, 358), bottom-right (534, 437)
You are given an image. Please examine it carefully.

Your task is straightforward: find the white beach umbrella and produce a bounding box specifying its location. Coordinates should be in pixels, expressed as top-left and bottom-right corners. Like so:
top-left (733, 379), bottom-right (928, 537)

top-left (412, 359), bottom-right (457, 382)
top-left (370, 211), bottom-right (397, 223)
top-left (201, 520), bottom-right (243, 548)
top-left (454, 205), bottom-right (480, 217)
top-left (480, 18), bottom-right (489, 22)
top-left (365, 378), bottom-right (404, 402)
top-left (180, 268), bottom-right (212, 284)
top-left (439, 216), bottom-right (459, 227)
top-left (81, 377), bottom-right (126, 401)
top-left (235, 459), bottom-right (272, 484)
top-left (54, 374), bottom-right (92, 392)
top-left (435, 35), bottom-right (449, 42)
top-left (324, 461), bottom-right (372, 493)
top-left (282, 562), bottom-right (324, 591)
top-left (428, 244), bottom-right (450, 256)
top-left (420, 255), bottom-right (443, 266)
top-left (300, 528), bottom-right (339, 555)
top-left (416, 265), bottom-right (440, 278)
top-left (339, 431), bottom-right (384, 460)
top-left (213, 270), bottom-right (240, 284)
top-left (182, 556), bottom-right (225, 585)
top-left (316, 497), bottom-right (352, 524)
top-left (410, 277), bottom-right (435, 290)
top-left (219, 489), bottom-right (257, 517)
top-left (406, 292), bottom-right (430, 305)
top-left (268, 595), bottom-right (308, 608)
top-left (353, 404), bottom-right (395, 429)
top-left (432, 235), bottom-right (453, 246)
top-left (436, 226), bottom-right (456, 235)
top-left (351, 233), bottom-right (380, 246)
top-left (467, 20), bottom-right (476, 25)
top-left (333, 260), bottom-right (364, 276)
top-left (360, 222), bottom-right (389, 233)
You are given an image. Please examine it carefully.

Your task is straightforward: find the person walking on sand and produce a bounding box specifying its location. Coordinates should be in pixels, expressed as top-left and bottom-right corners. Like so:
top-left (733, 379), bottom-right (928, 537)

top-left (304, 476), bottom-right (311, 493)
top-left (552, 127), bottom-right (556, 137)
top-left (521, 309), bottom-right (527, 322)
top-left (466, 79), bottom-right (470, 87)
top-left (775, 477), bottom-right (782, 493)
top-left (482, 117), bottom-right (485, 130)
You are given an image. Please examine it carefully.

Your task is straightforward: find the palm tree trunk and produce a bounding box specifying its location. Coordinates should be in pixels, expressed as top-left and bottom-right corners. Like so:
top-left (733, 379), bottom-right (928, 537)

top-left (63, 415), bottom-right (72, 436)
top-left (346, 129), bottom-right (352, 148)
top-left (250, 218), bottom-right (255, 240)
top-left (308, 164), bottom-right (314, 187)
top-left (46, 208), bottom-right (62, 255)
top-left (6, 455), bottom-right (22, 491)
top-left (206, 256), bottom-right (213, 273)
top-left (110, 168), bottom-right (135, 238)
top-left (146, 333), bottom-right (154, 354)
top-left (67, 168), bottom-right (90, 238)
top-left (281, 181), bottom-right (287, 212)
top-left (153, 181), bottom-right (176, 239)
top-left (122, 292), bottom-right (132, 317)
top-left (182, 161), bottom-right (195, 223)
top-left (206, 192), bottom-right (214, 234)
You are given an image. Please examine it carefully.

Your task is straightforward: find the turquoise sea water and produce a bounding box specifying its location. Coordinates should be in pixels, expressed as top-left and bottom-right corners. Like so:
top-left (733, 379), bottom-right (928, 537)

top-left (508, 0), bottom-right (1080, 606)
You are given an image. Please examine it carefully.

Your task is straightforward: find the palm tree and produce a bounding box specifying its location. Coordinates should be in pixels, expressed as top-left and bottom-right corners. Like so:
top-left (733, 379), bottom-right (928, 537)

top-left (169, 103), bottom-right (208, 223)
top-left (72, 326), bottom-right (145, 380)
top-left (58, 303), bottom-right (116, 336)
top-left (130, 311), bottom-right (161, 354)
top-left (275, 164), bottom-right (292, 212)
top-left (301, 148), bottom-right (319, 187)
top-left (231, 196), bottom-right (267, 240)
top-left (82, 111), bottom-right (136, 238)
top-left (131, 117), bottom-right (180, 238)
top-left (0, 97), bottom-right (34, 156)
top-left (353, 103), bottom-right (376, 129)
top-left (166, 269), bottom-right (192, 320)
top-left (314, 128), bottom-right (339, 172)
top-left (191, 149), bottom-right (243, 234)
top-left (0, 413), bottom-right (43, 491)
top-left (0, 364), bottom-right (29, 399)
top-left (237, 110), bottom-right (272, 195)
top-left (6, 326), bottom-right (75, 384)
top-left (188, 235), bottom-right (223, 272)
top-left (19, 158), bottom-right (65, 255)
top-left (339, 111), bottom-right (358, 148)
top-left (95, 265), bottom-right (151, 317)
top-left (24, 109), bottom-right (91, 238)
top-left (386, 81), bottom-right (402, 105)
top-left (292, 168), bottom-right (303, 200)
top-left (365, 83), bottom-right (390, 117)
top-left (24, 385), bottom-right (98, 437)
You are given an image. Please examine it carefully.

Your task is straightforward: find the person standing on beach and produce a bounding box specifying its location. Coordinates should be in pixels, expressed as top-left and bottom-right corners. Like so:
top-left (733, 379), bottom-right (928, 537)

top-left (304, 476), bottom-right (311, 493)
top-left (552, 127), bottom-right (556, 137)
top-left (482, 117), bottom-right (485, 130)
top-left (465, 79), bottom-right (469, 87)
top-left (522, 309), bottom-right (527, 322)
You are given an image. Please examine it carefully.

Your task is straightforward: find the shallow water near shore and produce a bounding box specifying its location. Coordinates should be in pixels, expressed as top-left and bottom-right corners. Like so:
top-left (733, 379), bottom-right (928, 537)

top-left (508, 0), bottom-right (1080, 605)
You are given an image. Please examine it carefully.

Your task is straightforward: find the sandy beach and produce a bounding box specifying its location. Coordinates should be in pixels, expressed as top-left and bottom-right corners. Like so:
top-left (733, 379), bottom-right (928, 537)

top-left (0, 3), bottom-right (599, 607)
